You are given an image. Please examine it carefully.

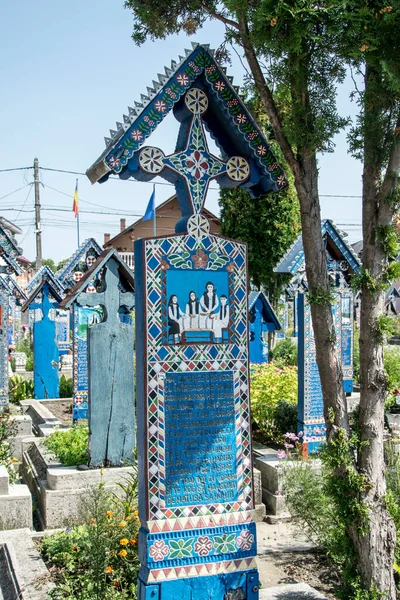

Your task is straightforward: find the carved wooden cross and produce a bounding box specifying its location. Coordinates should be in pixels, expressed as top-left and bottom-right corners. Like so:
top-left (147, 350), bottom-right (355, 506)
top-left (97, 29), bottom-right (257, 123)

top-left (75, 257), bottom-right (135, 467)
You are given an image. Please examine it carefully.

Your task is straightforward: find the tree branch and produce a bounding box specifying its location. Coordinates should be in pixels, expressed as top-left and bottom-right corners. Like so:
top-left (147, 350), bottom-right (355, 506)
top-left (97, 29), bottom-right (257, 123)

top-left (236, 14), bottom-right (302, 185)
top-left (200, 3), bottom-right (239, 30)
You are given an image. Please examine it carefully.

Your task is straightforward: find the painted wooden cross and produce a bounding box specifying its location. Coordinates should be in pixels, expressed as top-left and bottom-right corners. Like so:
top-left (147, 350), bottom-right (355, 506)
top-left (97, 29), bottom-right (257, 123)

top-left (29, 283), bottom-right (60, 399)
top-left (73, 256), bottom-right (135, 467)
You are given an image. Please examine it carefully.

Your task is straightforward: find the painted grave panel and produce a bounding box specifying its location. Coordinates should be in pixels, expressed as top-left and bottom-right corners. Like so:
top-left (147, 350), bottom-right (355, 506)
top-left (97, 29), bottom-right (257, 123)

top-left (298, 292), bottom-right (345, 451)
top-left (72, 304), bottom-right (103, 420)
top-left (135, 224), bottom-right (258, 597)
top-left (30, 284), bottom-right (60, 399)
top-left (341, 292), bottom-right (354, 394)
top-left (56, 309), bottom-right (71, 355)
top-left (0, 293), bottom-right (9, 407)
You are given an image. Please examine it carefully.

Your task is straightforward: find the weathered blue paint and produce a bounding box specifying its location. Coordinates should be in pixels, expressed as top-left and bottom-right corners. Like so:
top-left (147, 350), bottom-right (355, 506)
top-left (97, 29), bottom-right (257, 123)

top-left (248, 293), bottom-right (281, 364)
top-left (0, 292), bottom-right (10, 408)
top-left (55, 309), bottom-right (71, 356)
top-left (30, 284), bottom-right (60, 399)
top-left (138, 570), bottom-right (260, 600)
top-left (61, 251), bottom-right (135, 466)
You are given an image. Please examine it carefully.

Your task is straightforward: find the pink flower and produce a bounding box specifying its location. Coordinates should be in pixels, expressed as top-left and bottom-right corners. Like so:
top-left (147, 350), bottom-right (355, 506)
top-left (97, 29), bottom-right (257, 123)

top-left (284, 443), bottom-right (294, 449)
top-left (192, 249), bottom-right (208, 269)
top-left (277, 450), bottom-right (287, 460)
top-left (194, 536), bottom-right (213, 556)
top-left (298, 431), bottom-right (303, 437)
top-left (150, 540), bottom-right (169, 562)
top-left (236, 530), bottom-right (255, 551)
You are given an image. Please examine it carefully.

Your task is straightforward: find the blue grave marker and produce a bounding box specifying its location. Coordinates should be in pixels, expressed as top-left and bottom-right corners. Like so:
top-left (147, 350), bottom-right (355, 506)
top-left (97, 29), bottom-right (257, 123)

top-left (248, 291), bottom-right (281, 364)
top-left (275, 220), bottom-right (360, 451)
top-left (22, 282), bottom-right (62, 399)
top-left (0, 292), bottom-right (9, 408)
top-left (87, 42), bottom-right (288, 599)
top-left (57, 238), bottom-right (102, 420)
top-left (61, 249), bottom-right (135, 466)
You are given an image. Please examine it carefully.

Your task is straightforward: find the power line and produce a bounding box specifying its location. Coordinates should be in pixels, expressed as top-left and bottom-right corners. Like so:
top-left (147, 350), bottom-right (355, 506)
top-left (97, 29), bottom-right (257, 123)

top-left (14, 184), bottom-right (33, 222)
top-left (0, 184), bottom-right (31, 201)
top-left (0, 167), bottom-right (33, 173)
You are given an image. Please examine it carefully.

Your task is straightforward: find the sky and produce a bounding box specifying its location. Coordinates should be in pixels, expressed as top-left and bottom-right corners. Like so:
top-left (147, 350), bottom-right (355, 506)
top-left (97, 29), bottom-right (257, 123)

top-left (1, 1), bottom-right (363, 263)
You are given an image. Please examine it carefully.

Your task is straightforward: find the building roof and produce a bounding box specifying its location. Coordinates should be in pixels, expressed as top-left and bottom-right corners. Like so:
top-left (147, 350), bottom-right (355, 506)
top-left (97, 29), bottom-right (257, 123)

top-left (248, 291), bottom-right (282, 330)
top-left (274, 219), bottom-right (361, 276)
top-left (86, 43), bottom-right (287, 202)
top-left (104, 194), bottom-right (220, 249)
top-left (60, 248), bottom-right (135, 310)
top-left (26, 266), bottom-right (65, 296)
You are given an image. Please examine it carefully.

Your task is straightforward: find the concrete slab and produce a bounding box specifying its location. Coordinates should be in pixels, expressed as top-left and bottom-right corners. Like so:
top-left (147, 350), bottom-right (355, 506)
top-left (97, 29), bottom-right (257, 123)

top-left (0, 528), bottom-right (54, 599)
top-left (256, 521), bottom-right (314, 555)
top-left (259, 583), bottom-right (328, 599)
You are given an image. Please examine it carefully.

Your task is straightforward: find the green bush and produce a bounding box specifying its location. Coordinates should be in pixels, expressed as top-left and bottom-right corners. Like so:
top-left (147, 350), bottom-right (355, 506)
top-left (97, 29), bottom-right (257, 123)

top-left (384, 346), bottom-right (400, 392)
top-left (250, 363), bottom-right (297, 441)
top-left (14, 339), bottom-right (34, 372)
top-left (40, 476), bottom-right (140, 599)
top-left (9, 374), bottom-right (34, 403)
top-left (0, 408), bottom-right (19, 482)
top-left (59, 375), bottom-right (73, 398)
top-left (43, 426), bottom-right (89, 466)
top-left (269, 337), bottom-right (298, 366)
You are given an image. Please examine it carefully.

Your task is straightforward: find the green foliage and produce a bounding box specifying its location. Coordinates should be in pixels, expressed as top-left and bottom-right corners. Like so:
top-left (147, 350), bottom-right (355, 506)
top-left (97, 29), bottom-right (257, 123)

top-left (43, 426), bottom-right (89, 466)
top-left (0, 408), bottom-right (19, 482)
top-left (307, 287), bottom-right (335, 306)
top-left (376, 225), bottom-right (399, 261)
top-left (384, 346), bottom-right (400, 392)
top-left (353, 328), bottom-right (360, 385)
top-left (9, 374), bottom-right (34, 403)
top-left (59, 375), bottom-right (73, 399)
top-left (269, 337), bottom-right (298, 366)
top-left (219, 183), bottom-right (299, 298)
top-left (40, 480), bottom-right (140, 599)
top-left (250, 363), bottom-right (297, 441)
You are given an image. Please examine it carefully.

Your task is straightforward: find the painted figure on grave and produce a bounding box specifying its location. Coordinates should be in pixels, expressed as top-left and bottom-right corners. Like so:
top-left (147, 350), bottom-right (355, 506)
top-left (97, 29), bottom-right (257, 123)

top-left (168, 294), bottom-right (183, 342)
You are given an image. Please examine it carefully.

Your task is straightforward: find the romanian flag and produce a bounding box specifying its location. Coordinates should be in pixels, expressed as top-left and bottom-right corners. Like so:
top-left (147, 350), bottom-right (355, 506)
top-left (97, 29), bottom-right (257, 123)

top-left (73, 179), bottom-right (79, 217)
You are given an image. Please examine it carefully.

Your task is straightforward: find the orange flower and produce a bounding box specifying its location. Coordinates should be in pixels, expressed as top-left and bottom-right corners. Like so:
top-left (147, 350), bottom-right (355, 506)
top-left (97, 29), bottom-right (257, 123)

top-left (90, 518), bottom-right (95, 524)
top-left (270, 17), bottom-right (278, 26)
top-left (118, 521), bottom-right (127, 528)
top-left (360, 44), bottom-right (369, 52)
top-left (134, 509), bottom-right (139, 516)
top-left (113, 580), bottom-right (120, 587)
top-left (106, 511), bottom-right (113, 517)
top-left (72, 545), bottom-right (78, 552)
top-left (119, 549), bottom-right (128, 558)
top-left (129, 539), bottom-right (137, 546)
top-left (104, 566), bottom-right (113, 574)
top-left (120, 538), bottom-right (129, 546)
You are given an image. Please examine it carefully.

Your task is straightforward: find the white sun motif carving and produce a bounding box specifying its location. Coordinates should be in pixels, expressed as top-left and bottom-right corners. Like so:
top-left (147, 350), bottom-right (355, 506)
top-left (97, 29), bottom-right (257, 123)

top-left (139, 147), bottom-right (165, 174)
top-left (185, 88), bottom-right (209, 115)
top-left (226, 156), bottom-right (250, 182)
top-left (187, 214), bottom-right (210, 241)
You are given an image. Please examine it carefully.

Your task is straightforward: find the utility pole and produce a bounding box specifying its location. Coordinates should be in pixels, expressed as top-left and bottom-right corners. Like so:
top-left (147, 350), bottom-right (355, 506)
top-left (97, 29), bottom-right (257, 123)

top-left (33, 158), bottom-right (42, 271)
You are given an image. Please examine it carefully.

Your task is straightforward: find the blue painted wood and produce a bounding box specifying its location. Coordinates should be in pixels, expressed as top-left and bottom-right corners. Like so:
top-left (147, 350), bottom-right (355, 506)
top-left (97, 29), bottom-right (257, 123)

top-left (0, 292), bottom-right (10, 408)
top-left (249, 302), bottom-right (268, 364)
top-left (138, 570), bottom-right (259, 600)
top-left (75, 257), bottom-right (135, 467)
top-left (30, 284), bottom-right (60, 399)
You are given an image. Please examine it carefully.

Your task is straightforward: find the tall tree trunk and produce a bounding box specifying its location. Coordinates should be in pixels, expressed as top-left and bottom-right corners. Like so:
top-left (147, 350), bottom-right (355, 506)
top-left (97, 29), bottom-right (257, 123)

top-left (238, 18), bottom-right (348, 435)
top-left (238, 19), bottom-right (398, 596)
top-left (347, 64), bottom-right (399, 597)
